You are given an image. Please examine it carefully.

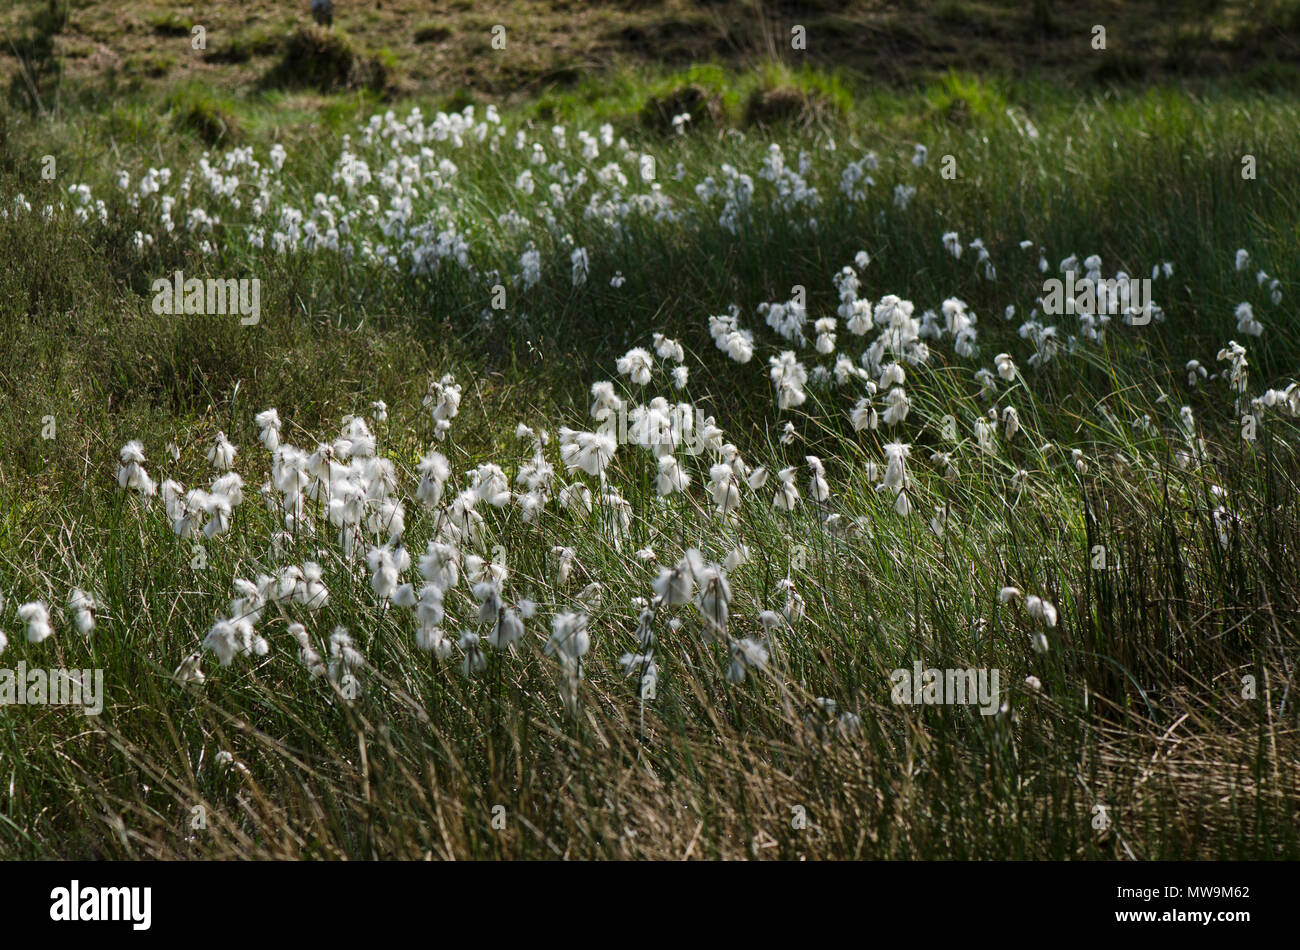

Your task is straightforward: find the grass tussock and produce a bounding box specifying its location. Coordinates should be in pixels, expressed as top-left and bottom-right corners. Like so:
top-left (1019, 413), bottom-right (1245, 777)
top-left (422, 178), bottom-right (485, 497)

top-left (641, 83), bottom-right (724, 133)
top-left (167, 84), bottom-right (241, 145)
top-left (261, 26), bottom-right (395, 95)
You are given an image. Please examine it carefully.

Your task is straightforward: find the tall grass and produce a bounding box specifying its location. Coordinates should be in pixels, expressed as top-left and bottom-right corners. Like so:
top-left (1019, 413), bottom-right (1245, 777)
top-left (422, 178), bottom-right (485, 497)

top-left (0, 72), bottom-right (1297, 859)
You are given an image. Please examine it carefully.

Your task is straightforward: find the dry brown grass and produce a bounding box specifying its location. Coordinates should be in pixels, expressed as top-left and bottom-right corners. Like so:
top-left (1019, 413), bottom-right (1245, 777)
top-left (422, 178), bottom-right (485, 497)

top-left (3, 0), bottom-right (1298, 99)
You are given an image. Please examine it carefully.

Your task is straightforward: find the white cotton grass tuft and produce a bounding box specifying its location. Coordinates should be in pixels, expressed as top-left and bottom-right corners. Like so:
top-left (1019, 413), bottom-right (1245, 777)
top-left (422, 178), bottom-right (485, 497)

top-left (546, 612), bottom-right (591, 717)
top-left (458, 631), bottom-right (488, 678)
top-left (576, 581), bottom-right (603, 609)
top-left (552, 545), bottom-right (577, 586)
top-left (772, 466), bottom-right (800, 510)
top-left (618, 650), bottom-right (657, 698)
top-left (328, 627), bottom-right (365, 681)
top-left (255, 408), bottom-right (282, 450)
top-left (768, 352), bottom-right (808, 410)
top-left (778, 577), bottom-right (805, 624)
top-left (656, 455), bottom-right (690, 495)
top-left (207, 432), bottom-right (238, 471)
top-left (652, 333), bottom-right (685, 363)
top-left (616, 347), bottom-right (654, 385)
top-left (488, 605), bottom-right (525, 651)
top-left (366, 544), bottom-right (410, 600)
top-left (558, 427), bottom-right (616, 476)
top-left (1002, 406), bottom-right (1020, 440)
top-left (546, 611), bottom-right (590, 660)
top-left (653, 554), bottom-right (696, 606)
top-left (424, 374), bottom-right (463, 433)
top-left (203, 615), bottom-right (268, 667)
top-left (883, 387), bottom-right (915, 426)
top-left (850, 397), bottom-right (878, 432)
top-left (807, 456), bottom-right (830, 502)
top-left (708, 464), bottom-right (741, 515)
top-left (1234, 302), bottom-right (1263, 336)
top-left (117, 440), bottom-right (157, 497)
top-left (724, 542), bottom-right (749, 571)
top-left (1025, 594), bottom-right (1059, 627)
top-left (19, 601), bottom-right (54, 643)
top-left (173, 652), bottom-right (206, 685)
top-left (415, 449), bottom-right (451, 508)
top-left (418, 627), bottom-right (454, 659)
top-left (725, 637), bottom-right (768, 683)
top-left (473, 580), bottom-right (504, 623)
top-left (694, 561), bottom-right (732, 637)
top-left (68, 588), bottom-right (96, 635)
